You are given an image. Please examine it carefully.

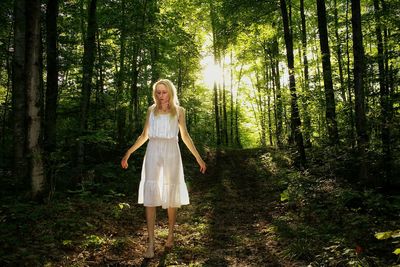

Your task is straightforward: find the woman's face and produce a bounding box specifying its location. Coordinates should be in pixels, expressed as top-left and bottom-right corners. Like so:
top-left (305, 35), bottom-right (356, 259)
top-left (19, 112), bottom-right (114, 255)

top-left (156, 84), bottom-right (170, 105)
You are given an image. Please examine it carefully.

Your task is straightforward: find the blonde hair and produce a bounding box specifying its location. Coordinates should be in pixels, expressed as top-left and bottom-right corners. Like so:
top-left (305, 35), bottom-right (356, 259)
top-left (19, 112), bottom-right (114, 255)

top-left (152, 79), bottom-right (179, 116)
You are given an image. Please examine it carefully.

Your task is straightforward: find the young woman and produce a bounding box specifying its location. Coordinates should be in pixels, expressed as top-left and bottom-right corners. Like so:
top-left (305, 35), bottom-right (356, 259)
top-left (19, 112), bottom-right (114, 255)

top-left (121, 79), bottom-right (206, 258)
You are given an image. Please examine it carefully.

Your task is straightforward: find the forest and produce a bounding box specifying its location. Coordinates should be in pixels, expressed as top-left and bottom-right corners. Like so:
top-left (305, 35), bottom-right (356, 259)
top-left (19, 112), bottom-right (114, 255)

top-left (0, 0), bottom-right (399, 266)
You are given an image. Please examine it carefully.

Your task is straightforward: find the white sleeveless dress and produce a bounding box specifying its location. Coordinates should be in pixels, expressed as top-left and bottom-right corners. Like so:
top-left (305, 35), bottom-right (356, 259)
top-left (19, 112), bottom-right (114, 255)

top-left (138, 108), bottom-right (189, 208)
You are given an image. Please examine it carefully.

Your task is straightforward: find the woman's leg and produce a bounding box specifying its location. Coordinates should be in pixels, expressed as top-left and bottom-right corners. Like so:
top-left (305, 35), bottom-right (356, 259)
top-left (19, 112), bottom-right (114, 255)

top-left (145, 206), bottom-right (156, 258)
top-left (166, 207), bottom-right (177, 248)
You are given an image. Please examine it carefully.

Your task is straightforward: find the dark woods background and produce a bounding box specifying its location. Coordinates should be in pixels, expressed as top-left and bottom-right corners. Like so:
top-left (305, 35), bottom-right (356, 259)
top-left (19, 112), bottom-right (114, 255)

top-left (0, 0), bottom-right (399, 265)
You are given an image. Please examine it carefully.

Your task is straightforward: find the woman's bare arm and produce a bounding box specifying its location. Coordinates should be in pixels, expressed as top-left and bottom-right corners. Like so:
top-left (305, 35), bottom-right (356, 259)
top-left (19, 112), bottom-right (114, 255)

top-left (178, 107), bottom-right (206, 173)
top-left (121, 107), bottom-right (152, 169)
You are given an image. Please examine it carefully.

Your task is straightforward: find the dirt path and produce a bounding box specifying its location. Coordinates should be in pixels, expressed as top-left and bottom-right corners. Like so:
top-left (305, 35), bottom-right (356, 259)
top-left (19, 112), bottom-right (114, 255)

top-left (49, 148), bottom-right (304, 266)
top-left (132, 148), bottom-right (303, 267)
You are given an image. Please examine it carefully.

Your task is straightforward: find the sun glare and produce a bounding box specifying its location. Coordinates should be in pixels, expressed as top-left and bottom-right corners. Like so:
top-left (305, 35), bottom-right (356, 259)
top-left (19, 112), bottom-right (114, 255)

top-left (201, 55), bottom-right (224, 89)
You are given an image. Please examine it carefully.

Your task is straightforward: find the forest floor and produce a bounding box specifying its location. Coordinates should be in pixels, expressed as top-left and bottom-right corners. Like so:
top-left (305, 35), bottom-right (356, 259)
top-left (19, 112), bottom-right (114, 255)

top-left (1, 148), bottom-right (399, 266)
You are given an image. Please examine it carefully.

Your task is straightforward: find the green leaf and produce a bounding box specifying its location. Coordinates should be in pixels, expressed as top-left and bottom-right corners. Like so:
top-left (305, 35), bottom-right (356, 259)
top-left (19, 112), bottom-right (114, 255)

top-left (393, 248), bottom-right (400, 255)
top-left (280, 189), bottom-right (289, 202)
top-left (375, 231), bottom-right (393, 240)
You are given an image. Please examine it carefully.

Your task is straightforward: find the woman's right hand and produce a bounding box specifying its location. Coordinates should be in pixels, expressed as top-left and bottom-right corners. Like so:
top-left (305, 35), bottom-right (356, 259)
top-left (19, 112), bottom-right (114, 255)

top-left (121, 154), bottom-right (130, 169)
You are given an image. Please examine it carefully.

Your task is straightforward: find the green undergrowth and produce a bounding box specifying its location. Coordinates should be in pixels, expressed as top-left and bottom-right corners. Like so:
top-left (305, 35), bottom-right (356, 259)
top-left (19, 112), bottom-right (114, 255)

top-left (276, 146), bottom-right (400, 266)
top-left (0, 147), bottom-right (398, 266)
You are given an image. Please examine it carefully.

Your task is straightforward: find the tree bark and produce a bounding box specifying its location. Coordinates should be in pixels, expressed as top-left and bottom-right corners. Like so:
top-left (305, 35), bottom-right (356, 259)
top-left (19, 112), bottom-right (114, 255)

top-left (222, 58), bottom-right (228, 145)
top-left (44, 0), bottom-right (59, 154)
top-left (78, 0), bottom-right (97, 165)
top-left (149, 0), bottom-right (160, 105)
top-left (12, 0), bottom-right (28, 187)
top-left (280, 0), bottom-right (306, 166)
top-left (300, 0), bottom-right (312, 147)
top-left (272, 52), bottom-right (283, 147)
top-left (351, 0), bottom-right (368, 180)
top-left (26, 0), bottom-right (46, 199)
top-left (345, 0), bottom-right (355, 147)
top-left (373, 0), bottom-right (391, 182)
top-left (333, 0), bottom-right (346, 103)
top-left (116, 0), bottom-right (127, 147)
top-left (210, 0), bottom-right (221, 146)
top-left (316, 0), bottom-right (339, 145)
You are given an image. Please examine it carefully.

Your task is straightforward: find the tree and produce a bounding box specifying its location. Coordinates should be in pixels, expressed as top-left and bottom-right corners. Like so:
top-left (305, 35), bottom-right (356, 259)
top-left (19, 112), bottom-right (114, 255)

top-left (373, 0), bottom-right (391, 183)
top-left (299, 0), bottom-right (312, 147)
top-left (316, 0), bottom-right (339, 145)
top-left (280, 0), bottom-right (306, 166)
top-left (25, 0), bottom-right (45, 198)
top-left (351, 0), bottom-right (368, 180)
top-left (44, 0), bottom-right (59, 154)
top-left (12, 0), bottom-right (27, 187)
top-left (78, 0), bottom-right (97, 165)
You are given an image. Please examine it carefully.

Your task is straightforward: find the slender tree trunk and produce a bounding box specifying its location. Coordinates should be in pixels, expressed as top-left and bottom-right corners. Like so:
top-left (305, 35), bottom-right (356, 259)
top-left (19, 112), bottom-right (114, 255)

top-left (12, 0), bottom-right (28, 187)
top-left (130, 48), bottom-right (140, 131)
top-left (1, 24), bottom-right (12, 159)
top-left (78, 0), bottom-right (97, 165)
top-left (272, 37), bottom-right (283, 147)
top-left (230, 50), bottom-right (234, 145)
top-left (210, 1), bottom-right (220, 146)
top-left (373, 0), bottom-right (391, 183)
top-left (351, 0), bottom-right (368, 180)
top-left (333, 0), bottom-right (346, 103)
top-left (116, 0), bottom-right (127, 147)
top-left (149, 0), bottom-right (160, 105)
top-left (280, 0), bottom-right (306, 166)
top-left (222, 57), bottom-right (228, 145)
top-left (44, 0), bottom-right (59, 154)
top-left (235, 92), bottom-right (241, 148)
top-left (26, 0), bottom-right (45, 199)
top-left (300, 0), bottom-right (312, 147)
top-left (316, 0), bottom-right (339, 145)
top-left (267, 73), bottom-right (273, 146)
top-left (255, 74), bottom-right (266, 147)
top-left (94, 29), bottom-right (104, 130)
top-left (345, 0), bottom-right (355, 147)
top-left (234, 65), bottom-right (243, 148)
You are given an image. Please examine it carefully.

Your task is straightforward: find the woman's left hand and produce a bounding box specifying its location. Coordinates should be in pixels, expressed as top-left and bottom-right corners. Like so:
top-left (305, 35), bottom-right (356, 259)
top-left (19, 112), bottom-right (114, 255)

top-left (197, 159), bottom-right (206, 174)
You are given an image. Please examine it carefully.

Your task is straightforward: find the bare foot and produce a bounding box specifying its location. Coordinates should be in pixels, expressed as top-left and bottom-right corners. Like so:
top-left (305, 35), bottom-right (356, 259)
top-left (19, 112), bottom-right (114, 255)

top-left (165, 234), bottom-right (174, 249)
top-left (144, 241), bottom-right (154, 258)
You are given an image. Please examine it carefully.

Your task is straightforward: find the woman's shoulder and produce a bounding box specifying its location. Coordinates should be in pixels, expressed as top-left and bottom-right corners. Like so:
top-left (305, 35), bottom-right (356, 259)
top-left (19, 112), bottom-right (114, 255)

top-left (148, 104), bottom-right (156, 112)
top-left (177, 106), bottom-right (186, 116)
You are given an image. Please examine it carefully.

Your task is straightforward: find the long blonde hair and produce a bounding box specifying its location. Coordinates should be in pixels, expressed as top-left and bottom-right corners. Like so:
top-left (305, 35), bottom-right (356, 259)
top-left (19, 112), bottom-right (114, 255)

top-left (152, 79), bottom-right (179, 116)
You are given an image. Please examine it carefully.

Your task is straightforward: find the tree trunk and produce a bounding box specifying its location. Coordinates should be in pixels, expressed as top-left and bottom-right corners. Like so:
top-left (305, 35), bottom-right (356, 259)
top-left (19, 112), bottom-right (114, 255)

top-left (1, 23), bottom-right (13, 160)
top-left (300, 0), bottom-right (312, 147)
top-left (44, 0), bottom-right (59, 154)
top-left (214, 81), bottom-right (221, 146)
top-left (345, 0), bottom-right (355, 147)
top-left (94, 29), bottom-right (104, 130)
top-left (222, 58), bottom-right (228, 145)
top-left (116, 0), bottom-right (127, 147)
top-left (271, 45), bottom-right (283, 147)
top-left (78, 0), bottom-right (97, 165)
top-left (130, 47), bottom-right (140, 132)
top-left (373, 0), bottom-right (391, 183)
top-left (230, 50), bottom-right (234, 145)
top-left (316, 0), bottom-right (339, 145)
top-left (280, 0), bottom-right (306, 166)
top-left (210, 1), bottom-right (221, 146)
top-left (149, 0), bottom-right (160, 105)
top-left (26, 0), bottom-right (46, 199)
top-left (12, 0), bottom-right (28, 187)
top-left (333, 0), bottom-right (346, 103)
top-left (351, 0), bottom-right (368, 180)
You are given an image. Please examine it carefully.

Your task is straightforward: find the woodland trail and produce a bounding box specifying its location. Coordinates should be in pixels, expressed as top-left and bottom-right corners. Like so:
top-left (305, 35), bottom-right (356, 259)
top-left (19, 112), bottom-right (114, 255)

top-left (1, 148), bottom-right (305, 266)
top-left (121, 148), bottom-right (304, 267)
